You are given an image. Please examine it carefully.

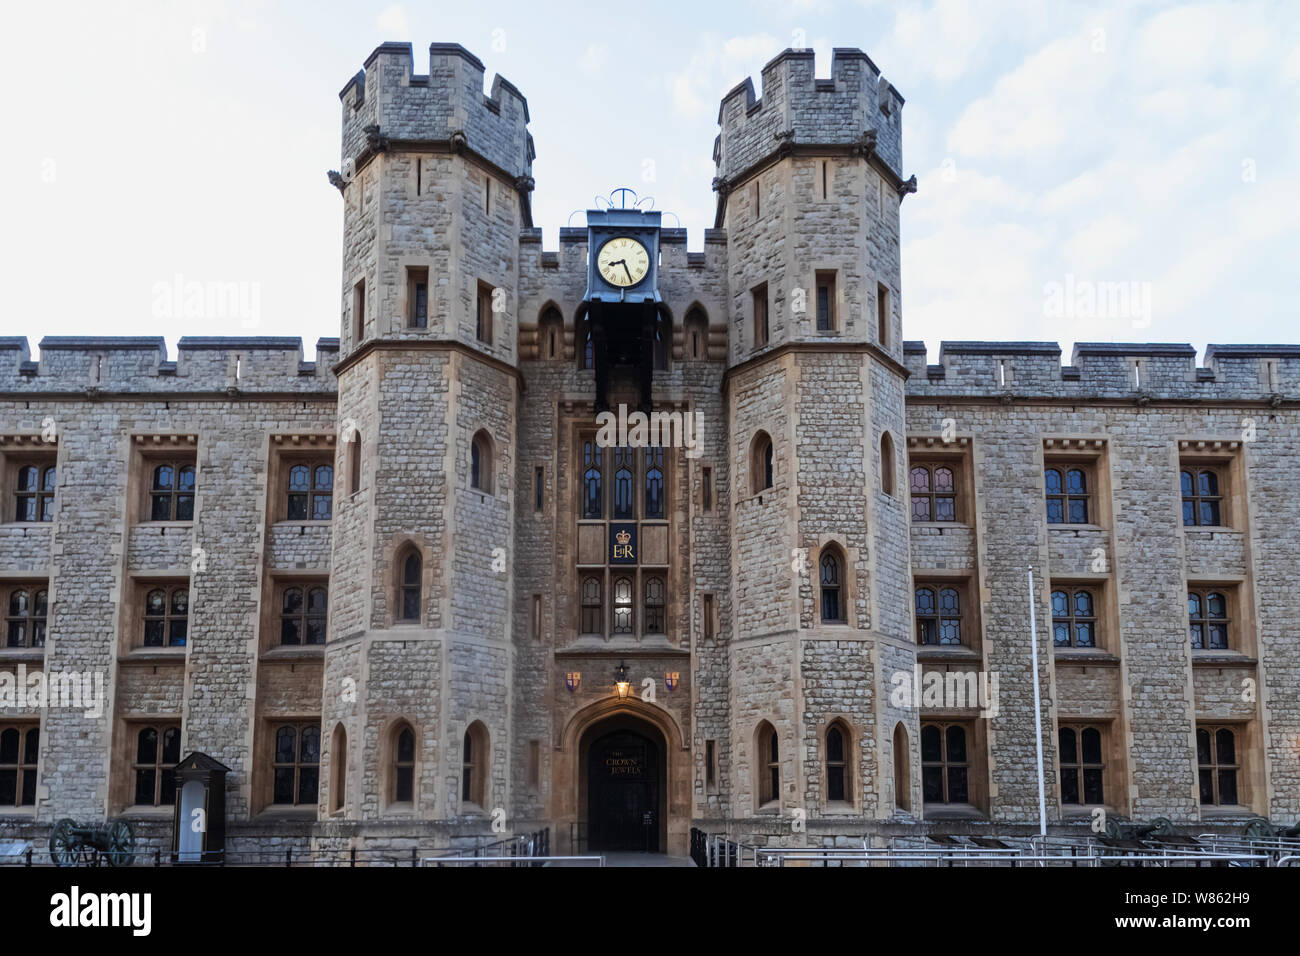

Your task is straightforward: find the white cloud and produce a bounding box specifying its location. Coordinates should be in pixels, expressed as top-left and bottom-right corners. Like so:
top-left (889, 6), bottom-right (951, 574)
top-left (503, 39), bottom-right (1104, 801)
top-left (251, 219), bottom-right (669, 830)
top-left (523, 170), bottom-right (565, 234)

top-left (375, 3), bottom-right (408, 37)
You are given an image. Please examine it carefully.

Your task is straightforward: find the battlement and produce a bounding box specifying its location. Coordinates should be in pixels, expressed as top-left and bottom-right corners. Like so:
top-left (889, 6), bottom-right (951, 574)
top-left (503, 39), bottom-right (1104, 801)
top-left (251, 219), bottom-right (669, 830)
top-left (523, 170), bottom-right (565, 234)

top-left (517, 226), bottom-right (728, 275)
top-left (0, 337), bottom-right (339, 395)
top-left (340, 41), bottom-right (533, 181)
top-left (903, 341), bottom-right (1300, 402)
top-left (715, 47), bottom-right (904, 183)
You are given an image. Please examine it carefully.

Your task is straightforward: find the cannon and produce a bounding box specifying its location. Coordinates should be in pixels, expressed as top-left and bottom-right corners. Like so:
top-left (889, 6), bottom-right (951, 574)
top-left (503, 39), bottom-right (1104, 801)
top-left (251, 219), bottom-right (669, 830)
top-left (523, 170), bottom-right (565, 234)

top-left (1243, 818), bottom-right (1300, 840)
top-left (48, 818), bottom-right (135, 867)
top-left (1103, 816), bottom-right (1176, 842)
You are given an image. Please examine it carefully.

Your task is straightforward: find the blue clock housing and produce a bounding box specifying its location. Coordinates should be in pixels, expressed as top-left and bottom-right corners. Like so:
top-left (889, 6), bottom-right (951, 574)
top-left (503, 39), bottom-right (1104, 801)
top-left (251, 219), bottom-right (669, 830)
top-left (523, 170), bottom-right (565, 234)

top-left (584, 208), bottom-right (662, 304)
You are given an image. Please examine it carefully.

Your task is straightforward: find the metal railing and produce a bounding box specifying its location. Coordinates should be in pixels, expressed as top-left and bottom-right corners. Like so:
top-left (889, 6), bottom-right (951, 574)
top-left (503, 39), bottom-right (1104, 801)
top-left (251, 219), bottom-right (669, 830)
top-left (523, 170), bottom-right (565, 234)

top-left (1, 828), bottom-right (553, 867)
top-left (689, 828), bottom-right (1275, 868)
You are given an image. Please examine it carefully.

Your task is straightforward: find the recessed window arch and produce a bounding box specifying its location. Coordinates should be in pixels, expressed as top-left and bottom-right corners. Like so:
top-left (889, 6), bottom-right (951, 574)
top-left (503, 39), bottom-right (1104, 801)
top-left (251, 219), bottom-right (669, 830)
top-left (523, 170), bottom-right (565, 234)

top-left (0, 725), bottom-right (39, 807)
top-left (1197, 725), bottom-right (1239, 806)
top-left (880, 431), bottom-right (896, 496)
top-left (143, 585), bottom-right (189, 647)
top-left (470, 429), bottom-right (494, 493)
top-left (1058, 725), bottom-right (1104, 805)
top-left (346, 431), bottom-right (362, 496)
top-left (14, 463), bottom-right (56, 522)
top-left (653, 309), bottom-right (670, 371)
top-left (396, 545), bottom-right (422, 623)
top-left (1181, 467), bottom-right (1223, 526)
top-left (280, 583), bottom-right (328, 645)
top-left (892, 722), bottom-right (910, 812)
top-left (578, 309), bottom-right (594, 370)
top-left (684, 306), bottom-right (708, 361)
top-left (462, 720), bottom-right (489, 810)
top-left (391, 721), bottom-right (416, 806)
top-left (5, 586), bottom-right (47, 648)
top-left (150, 461), bottom-right (196, 521)
top-left (921, 722), bottom-right (968, 805)
top-left (538, 304), bottom-right (563, 361)
top-left (825, 720), bottom-right (851, 803)
top-left (819, 545), bottom-right (846, 623)
top-left (133, 725), bottom-right (180, 807)
top-left (330, 723), bottom-right (347, 813)
top-left (755, 720), bottom-right (780, 809)
top-left (1045, 465), bottom-right (1090, 524)
top-left (915, 585), bottom-right (962, 645)
top-left (750, 431), bottom-right (773, 495)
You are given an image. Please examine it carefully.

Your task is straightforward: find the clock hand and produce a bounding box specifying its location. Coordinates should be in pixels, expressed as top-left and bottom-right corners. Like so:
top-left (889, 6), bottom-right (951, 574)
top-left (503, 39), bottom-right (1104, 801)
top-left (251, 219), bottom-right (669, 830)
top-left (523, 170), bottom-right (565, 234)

top-left (622, 262), bottom-right (633, 282)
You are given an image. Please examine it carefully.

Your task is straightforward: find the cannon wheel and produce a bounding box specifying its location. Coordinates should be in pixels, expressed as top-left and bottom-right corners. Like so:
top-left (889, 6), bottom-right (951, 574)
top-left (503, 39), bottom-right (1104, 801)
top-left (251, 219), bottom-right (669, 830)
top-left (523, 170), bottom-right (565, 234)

top-left (106, 820), bottom-right (135, 867)
top-left (1243, 818), bottom-right (1276, 840)
top-left (49, 818), bottom-right (78, 867)
top-left (1149, 817), bottom-right (1175, 838)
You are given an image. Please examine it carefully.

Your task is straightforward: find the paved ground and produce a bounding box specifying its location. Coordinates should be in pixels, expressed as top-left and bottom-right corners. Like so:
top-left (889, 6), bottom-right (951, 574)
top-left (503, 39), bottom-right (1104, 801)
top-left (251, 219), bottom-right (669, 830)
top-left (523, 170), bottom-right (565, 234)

top-left (548, 852), bottom-right (696, 867)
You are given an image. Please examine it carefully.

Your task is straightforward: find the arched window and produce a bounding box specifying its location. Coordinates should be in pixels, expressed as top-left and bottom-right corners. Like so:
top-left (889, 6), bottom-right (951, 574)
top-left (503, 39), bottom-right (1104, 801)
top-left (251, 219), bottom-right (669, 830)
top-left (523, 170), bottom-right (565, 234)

top-left (580, 576), bottom-right (603, 635)
top-left (1052, 588), bottom-right (1096, 647)
top-left (653, 311), bottom-right (670, 371)
top-left (582, 440), bottom-right (603, 519)
top-left (826, 721), bottom-right (850, 803)
top-left (915, 586), bottom-right (962, 645)
top-left (143, 585), bottom-right (188, 647)
top-left (1181, 468), bottom-right (1223, 526)
top-left (613, 447), bottom-right (635, 519)
top-left (5, 587), bottom-right (47, 648)
top-left (272, 722), bottom-right (320, 806)
top-left (539, 305), bottom-right (563, 361)
top-left (280, 584), bottom-right (328, 645)
top-left (462, 721), bottom-right (488, 809)
top-left (347, 432), bottom-right (362, 495)
top-left (751, 432), bottom-right (773, 495)
top-left (644, 446), bottom-right (664, 519)
top-left (893, 723), bottom-right (910, 812)
top-left (1188, 589), bottom-right (1229, 650)
top-left (0, 726), bottom-right (39, 807)
top-left (471, 430), bottom-right (493, 493)
top-left (398, 547), bottom-right (422, 623)
top-left (684, 306), bottom-right (708, 361)
top-left (909, 463), bottom-right (956, 522)
top-left (1045, 466), bottom-right (1089, 524)
top-left (880, 432), bottom-right (896, 496)
top-left (1197, 726), bottom-right (1238, 806)
top-left (921, 723), bottom-right (968, 804)
top-left (14, 464), bottom-right (56, 522)
top-left (1058, 726), bottom-right (1104, 805)
top-left (288, 462), bottom-right (334, 520)
top-left (150, 461), bottom-right (196, 521)
top-left (392, 723), bottom-right (415, 805)
top-left (819, 548), bottom-right (845, 623)
top-left (578, 312), bottom-right (594, 369)
top-left (756, 721), bottom-right (779, 808)
top-left (330, 723), bottom-right (347, 813)
top-left (643, 575), bottom-right (666, 634)
top-left (612, 576), bottom-right (634, 635)
top-left (133, 725), bottom-right (180, 806)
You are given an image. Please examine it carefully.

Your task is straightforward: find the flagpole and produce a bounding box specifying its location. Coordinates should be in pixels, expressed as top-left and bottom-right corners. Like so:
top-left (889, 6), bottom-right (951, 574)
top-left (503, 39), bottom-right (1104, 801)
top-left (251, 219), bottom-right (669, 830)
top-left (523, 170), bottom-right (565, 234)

top-left (1028, 565), bottom-right (1047, 837)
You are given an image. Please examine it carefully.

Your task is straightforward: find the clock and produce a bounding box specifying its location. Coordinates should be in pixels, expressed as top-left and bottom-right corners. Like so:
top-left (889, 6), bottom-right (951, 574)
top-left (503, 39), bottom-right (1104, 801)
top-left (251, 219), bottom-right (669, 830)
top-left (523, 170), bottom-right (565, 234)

top-left (596, 237), bottom-right (650, 288)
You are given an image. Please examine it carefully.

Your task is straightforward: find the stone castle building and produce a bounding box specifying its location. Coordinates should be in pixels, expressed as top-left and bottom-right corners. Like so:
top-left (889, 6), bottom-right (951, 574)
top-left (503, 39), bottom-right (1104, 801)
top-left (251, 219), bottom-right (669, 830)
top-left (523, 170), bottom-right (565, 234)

top-left (1, 41), bottom-right (1297, 860)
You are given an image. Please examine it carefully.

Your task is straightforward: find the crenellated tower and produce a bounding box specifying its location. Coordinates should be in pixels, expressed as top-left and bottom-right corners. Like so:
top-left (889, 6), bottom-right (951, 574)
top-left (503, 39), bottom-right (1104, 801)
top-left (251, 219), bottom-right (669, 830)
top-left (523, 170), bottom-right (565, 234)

top-left (318, 42), bottom-right (532, 841)
top-left (714, 48), bottom-right (920, 826)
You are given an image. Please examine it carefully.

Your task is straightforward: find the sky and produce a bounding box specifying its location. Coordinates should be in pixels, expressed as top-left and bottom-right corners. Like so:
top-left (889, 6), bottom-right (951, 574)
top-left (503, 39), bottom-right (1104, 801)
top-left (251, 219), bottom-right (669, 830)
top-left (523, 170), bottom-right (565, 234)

top-left (1, 0), bottom-right (1296, 362)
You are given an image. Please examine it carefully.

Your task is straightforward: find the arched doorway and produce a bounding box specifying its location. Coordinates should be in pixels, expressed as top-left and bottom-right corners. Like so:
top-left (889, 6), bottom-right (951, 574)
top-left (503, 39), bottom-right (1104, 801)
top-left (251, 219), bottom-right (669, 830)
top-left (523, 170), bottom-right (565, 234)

top-left (578, 714), bottom-right (667, 853)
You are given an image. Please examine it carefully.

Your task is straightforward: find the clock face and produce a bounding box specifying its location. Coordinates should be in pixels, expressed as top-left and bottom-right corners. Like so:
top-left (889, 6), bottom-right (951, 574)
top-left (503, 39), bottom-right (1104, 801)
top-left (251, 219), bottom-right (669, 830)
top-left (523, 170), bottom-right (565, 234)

top-left (597, 236), bottom-right (650, 288)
